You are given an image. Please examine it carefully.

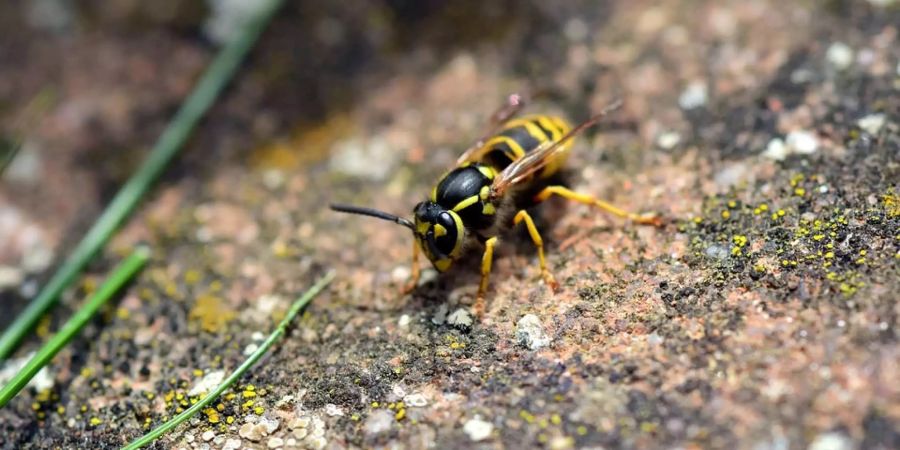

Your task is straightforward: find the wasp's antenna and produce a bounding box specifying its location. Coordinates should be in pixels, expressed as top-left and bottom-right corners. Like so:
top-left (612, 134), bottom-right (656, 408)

top-left (330, 204), bottom-right (415, 231)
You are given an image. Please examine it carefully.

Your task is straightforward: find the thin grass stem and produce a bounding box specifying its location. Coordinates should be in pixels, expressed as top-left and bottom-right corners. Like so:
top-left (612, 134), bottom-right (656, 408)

top-left (0, 0), bottom-right (285, 360)
top-left (0, 247), bottom-right (150, 407)
top-left (121, 270), bottom-right (334, 450)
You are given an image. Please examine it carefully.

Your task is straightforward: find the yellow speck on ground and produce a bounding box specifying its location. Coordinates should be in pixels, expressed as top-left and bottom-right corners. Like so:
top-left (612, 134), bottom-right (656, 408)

top-left (883, 190), bottom-right (900, 217)
top-left (189, 294), bottom-right (235, 332)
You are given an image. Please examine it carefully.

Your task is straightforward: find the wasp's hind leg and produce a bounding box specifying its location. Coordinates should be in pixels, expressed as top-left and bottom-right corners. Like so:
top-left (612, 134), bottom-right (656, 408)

top-left (474, 236), bottom-right (499, 317)
top-left (402, 240), bottom-right (421, 294)
top-left (534, 185), bottom-right (663, 226)
top-left (513, 210), bottom-right (559, 292)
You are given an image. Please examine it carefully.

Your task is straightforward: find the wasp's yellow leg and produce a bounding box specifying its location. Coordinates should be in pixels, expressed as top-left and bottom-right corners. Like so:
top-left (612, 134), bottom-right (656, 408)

top-left (402, 239), bottom-right (421, 294)
top-left (513, 210), bottom-right (559, 291)
top-left (534, 185), bottom-right (662, 226)
top-left (474, 236), bottom-right (499, 317)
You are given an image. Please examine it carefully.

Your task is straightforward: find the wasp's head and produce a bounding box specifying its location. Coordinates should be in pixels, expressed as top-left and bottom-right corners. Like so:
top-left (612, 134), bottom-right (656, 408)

top-left (329, 202), bottom-right (464, 272)
top-left (412, 201), bottom-right (464, 272)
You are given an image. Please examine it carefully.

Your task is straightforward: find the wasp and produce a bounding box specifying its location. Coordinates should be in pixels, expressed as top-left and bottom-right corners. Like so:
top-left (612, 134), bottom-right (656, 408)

top-left (331, 94), bottom-right (661, 315)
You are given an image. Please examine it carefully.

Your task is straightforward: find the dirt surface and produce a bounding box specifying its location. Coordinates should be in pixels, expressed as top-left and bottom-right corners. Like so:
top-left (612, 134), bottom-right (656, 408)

top-left (1, 1), bottom-right (898, 449)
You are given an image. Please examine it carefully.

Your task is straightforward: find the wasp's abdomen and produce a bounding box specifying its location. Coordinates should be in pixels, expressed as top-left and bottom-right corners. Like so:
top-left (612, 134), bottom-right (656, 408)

top-left (478, 115), bottom-right (572, 177)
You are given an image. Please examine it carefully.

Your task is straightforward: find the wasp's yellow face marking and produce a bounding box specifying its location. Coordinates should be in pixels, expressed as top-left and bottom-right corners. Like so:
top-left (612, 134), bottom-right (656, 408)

top-left (412, 201), bottom-right (465, 272)
top-left (482, 203), bottom-right (496, 215)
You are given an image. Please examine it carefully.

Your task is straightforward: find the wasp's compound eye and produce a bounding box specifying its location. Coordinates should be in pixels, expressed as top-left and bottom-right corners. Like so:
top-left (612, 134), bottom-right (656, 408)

top-left (432, 212), bottom-right (459, 257)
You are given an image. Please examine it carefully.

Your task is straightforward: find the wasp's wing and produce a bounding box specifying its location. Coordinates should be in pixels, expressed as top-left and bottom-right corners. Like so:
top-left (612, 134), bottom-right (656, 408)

top-left (490, 100), bottom-right (623, 197)
top-left (456, 93), bottom-right (527, 165)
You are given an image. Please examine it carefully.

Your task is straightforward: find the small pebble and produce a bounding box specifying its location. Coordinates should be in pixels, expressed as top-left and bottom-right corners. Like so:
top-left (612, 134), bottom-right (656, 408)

top-left (762, 138), bottom-right (788, 161)
top-left (325, 403), bottom-right (344, 417)
top-left (447, 308), bottom-right (473, 328)
top-left (705, 245), bottom-right (730, 260)
top-left (808, 432), bottom-right (853, 450)
top-left (463, 416), bottom-right (494, 442)
top-left (431, 304), bottom-right (448, 325)
top-left (267, 437), bottom-right (284, 449)
top-left (188, 370), bottom-right (225, 396)
top-left (262, 169), bottom-right (285, 190)
top-left (398, 314), bottom-right (411, 328)
top-left (259, 417), bottom-right (280, 434)
top-left (516, 314), bottom-right (550, 350)
top-left (391, 266), bottom-right (411, 283)
top-left (0, 266), bottom-right (23, 289)
top-left (223, 438), bottom-right (242, 450)
top-left (239, 423), bottom-right (263, 442)
top-left (857, 113), bottom-right (886, 135)
top-left (678, 81), bottom-right (707, 110)
top-left (364, 410), bottom-right (395, 436)
top-left (656, 131), bottom-right (681, 150)
top-left (826, 42), bottom-right (854, 71)
top-left (201, 430), bottom-right (215, 442)
top-left (403, 393), bottom-right (428, 407)
top-left (243, 343), bottom-right (259, 356)
top-left (786, 130), bottom-right (819, 155)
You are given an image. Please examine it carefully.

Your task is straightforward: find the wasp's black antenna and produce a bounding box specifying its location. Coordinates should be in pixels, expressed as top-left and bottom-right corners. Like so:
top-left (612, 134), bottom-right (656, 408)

top-left (330, 204), bottom-right (415, 230)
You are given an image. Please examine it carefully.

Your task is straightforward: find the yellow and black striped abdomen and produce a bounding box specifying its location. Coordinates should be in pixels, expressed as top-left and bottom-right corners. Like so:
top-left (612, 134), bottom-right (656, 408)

top-left (477, 115), bottom-right (572, 179)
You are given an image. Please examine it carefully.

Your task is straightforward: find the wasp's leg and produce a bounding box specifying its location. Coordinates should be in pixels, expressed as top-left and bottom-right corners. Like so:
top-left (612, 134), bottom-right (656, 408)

top-left (402, 239), bottom-right (421, 294)
top-left (534, 185), bottom-right (663, 226)
top-left (474, 236), bottom-right (499, 317)
top-left (513, 210), bottom-right (559, 291)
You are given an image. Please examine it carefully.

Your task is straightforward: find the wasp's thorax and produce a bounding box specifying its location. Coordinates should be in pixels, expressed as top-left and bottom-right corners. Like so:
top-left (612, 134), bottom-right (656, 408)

top-left (413, 201), bottom-right (464, 272)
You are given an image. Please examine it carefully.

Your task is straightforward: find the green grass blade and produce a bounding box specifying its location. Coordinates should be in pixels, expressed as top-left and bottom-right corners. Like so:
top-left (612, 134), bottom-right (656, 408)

top-left (0, 247), bottom-right (150, 407)
top-left (0, 0), bottom-right (285, 360)
top-left (121, 271), bottom-right (334, 450)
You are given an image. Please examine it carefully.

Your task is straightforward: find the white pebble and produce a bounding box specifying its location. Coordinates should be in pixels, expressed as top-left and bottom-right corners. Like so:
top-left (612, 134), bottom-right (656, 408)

top-left (516, 314), bottom-right (551, 350)
top-left (0, 266), bottom-right (23, 290)
top-left (403, 393), bottom-right (428, 407)
top-left (262, 169), bottom-right (285, 190)
top-left (447, 308), bottom-right (473, 328)
top-left (267, 437), bottom-right (284, 449)
top-left (656, 131), bottom-right (681, 150)
top-left (223, 438), bottom-right (242, 450)
top-left (857, 113), bottom-right (886, 135)
top-left (808, 432), bottom-right (853, 450)
top-left (391, 266), bottom-right (411, 283)
top-left (463, 416), bottom-right (494, 442)
top-left (259, 417), bottom-right (280, 434)
top-left (678, 81), bottom-right (707, 110)
top-left (826, 42), bottom-right (854, 71)
top-left (398, 314), bottom-right (411, 328)
top-left (786, 130), bottom-right (819, 155)
top-left (431, 304), bottom-right (448, 325)
top-left (364, 410), bottom-right (395, 436)
top-left (762, 138), bottom-right (788, 161)
top-left (325, 403), bottom-right (344, 417)
top-left (201, 430), bottom-right (215, 441)
top-left (188, 370), bottom-right (225, 396)
top-left (243, 343), bottom-right (259, 356)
